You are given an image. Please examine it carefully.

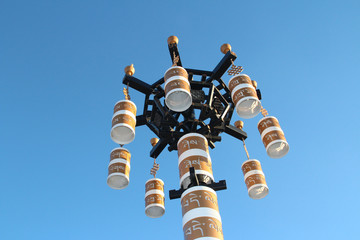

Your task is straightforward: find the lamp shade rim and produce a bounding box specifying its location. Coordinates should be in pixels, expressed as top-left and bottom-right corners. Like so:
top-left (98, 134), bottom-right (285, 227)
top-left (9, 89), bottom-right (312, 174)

top-left (107, 173), bottom-right (130, 189)
top-left (145, 178), bottom-right (164, 185)
top-left (241, 159), bottom-right (260, 168)
top-left (164, 66), bottom-right (188, 79)
top-left (110, 123), bottom-right (135, 144)
top-left (164, 76), bottom-right (189, 89)
top-left (114, 99), bottom-right (137, 112)
top-left (145, 189), bottom-right (165, 198)
top-left (181, 185), bottom-right (216, 200)
top-left (235, 97), bottom-right (261, 119)
top-left (112, 110), bottom-right (136, 121)
top-left (111, 147), bottom-right (130, 153)
top-left (108, 159), bottom-right (130, 168)
top-left (230, 83), bottom-right (255, 99)
top-left (257, 115), bottom-right (279, 127)
top-left (177, 133), bottom-right (207, 148)
top-left (265, 140), bottom-right (290, 158)
top-left (244, 170), bottom-right (265, 180)
top-left (165, 88), bottom-right (192, 112)
top-left (145, 204), bottom-right (165, 218)
top-left (248, 184), bottom-right (269, 199)
top-left (260, 126), bottom-right (283, 139)
top-left (228, 73), bottom-right (251, 86)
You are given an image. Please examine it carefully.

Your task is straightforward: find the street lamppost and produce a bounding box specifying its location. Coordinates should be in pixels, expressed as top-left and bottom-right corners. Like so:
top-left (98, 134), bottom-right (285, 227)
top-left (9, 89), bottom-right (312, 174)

top-left (108, 36), bottom-right (289, 240)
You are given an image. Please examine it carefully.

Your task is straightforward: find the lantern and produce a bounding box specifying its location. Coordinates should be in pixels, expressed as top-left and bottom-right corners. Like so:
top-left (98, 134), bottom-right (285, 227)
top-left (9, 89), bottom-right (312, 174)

top-left (241, 159), bottom-right (269, 199)
top-left (110, 100), bottom-right (137, 145)
top-left (228, 74), bottom-right (261, 119)
top-left (258, 116), bottom-right (289, 158)
top-left (107, 147), bottom-right (131, 189)
top-left (164, 66), bottom-right (192, 112)
top-left (145, 178), bottom-right (165, 218)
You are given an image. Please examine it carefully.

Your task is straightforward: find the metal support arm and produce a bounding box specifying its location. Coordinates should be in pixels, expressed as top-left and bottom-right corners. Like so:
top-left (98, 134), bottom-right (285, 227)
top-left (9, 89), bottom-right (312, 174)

top-left (207, 51), bottom-right (237, 82)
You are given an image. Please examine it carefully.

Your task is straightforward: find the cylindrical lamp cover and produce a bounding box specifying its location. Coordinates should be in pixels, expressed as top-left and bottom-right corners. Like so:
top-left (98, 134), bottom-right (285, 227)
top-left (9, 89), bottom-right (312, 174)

top-left (164, 66), bottom-right (192, 112)
top-left (241, 159), bottom-right (269, 199)
top-left (145, 178), bottom-right (165, 218)
top-left (107, 147), bottom-right (131, 190)
top-left (110, 111), bottom-right (136, 145)
top-left (258, 116), bottom-right (289, 158)
top-left (228, 74), bottom-right (261, 119)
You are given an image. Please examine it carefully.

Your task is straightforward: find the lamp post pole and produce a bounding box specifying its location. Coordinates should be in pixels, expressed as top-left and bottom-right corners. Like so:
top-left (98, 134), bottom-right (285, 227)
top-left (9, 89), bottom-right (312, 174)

top-left (109, 35), bottom-right (289, 240)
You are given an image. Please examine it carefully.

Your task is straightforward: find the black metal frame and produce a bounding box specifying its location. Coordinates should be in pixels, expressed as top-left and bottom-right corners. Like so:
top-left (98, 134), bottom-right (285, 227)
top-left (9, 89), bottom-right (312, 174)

top-left (122, 41), bottom-right (251, 159)
top-left (121, 40), bottom-right (265, 200)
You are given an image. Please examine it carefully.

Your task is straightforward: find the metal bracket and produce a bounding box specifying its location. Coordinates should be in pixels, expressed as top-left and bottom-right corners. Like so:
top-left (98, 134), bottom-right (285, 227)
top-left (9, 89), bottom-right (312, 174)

top-left (189, 167), bottom-right (199, 186)
top-left (169, 178), bottom-right (227, 200)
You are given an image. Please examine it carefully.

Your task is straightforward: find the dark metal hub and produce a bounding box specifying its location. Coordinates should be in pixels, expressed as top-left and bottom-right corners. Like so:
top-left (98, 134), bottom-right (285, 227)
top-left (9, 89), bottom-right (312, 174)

top-left (120, 40), bottom-right (262, 199)
top-left (122, 42), bottom-right (248, 159)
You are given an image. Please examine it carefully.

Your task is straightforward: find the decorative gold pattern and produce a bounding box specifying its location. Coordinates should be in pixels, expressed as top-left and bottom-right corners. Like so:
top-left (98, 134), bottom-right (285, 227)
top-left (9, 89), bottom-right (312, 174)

top-left (227, 60), bottom-right (243, 76)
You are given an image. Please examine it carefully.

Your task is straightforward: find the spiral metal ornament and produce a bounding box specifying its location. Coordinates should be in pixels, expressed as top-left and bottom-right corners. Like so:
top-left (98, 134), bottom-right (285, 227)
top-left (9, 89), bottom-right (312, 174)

top-left (123, 84), bottom-right (131, 100)
top-left (150, 138), bottom-right (160, 177)
top-left (260, 107), bottom-right (268, 117)
top-left (172, 54), bottom-right (179, 66)
top-left (150, 160), bottom-right (160, 177)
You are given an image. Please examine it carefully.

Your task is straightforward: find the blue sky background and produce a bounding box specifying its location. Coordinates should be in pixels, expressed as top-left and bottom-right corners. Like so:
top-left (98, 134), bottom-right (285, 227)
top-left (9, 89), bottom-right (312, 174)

top-left (1, 0), bottom-right (360, 239)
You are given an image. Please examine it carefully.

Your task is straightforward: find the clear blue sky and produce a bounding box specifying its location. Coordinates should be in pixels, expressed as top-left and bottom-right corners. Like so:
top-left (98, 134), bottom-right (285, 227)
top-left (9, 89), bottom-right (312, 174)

top-left (1, 0), bottom-right (360, 239)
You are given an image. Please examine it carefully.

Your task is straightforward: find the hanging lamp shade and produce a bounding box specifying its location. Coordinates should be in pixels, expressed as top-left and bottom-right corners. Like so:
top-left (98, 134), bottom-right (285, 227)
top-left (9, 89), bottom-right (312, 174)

top-left (241, 159), bottom-right (269, 199)
top-left (164, 66), bottom-right (192, 112)
top-left (177, 133), bottom-right (214, 188)
top-left (228, 74), bottom-right (261, 119)
top-left (258, 116), bottom-right (289, 158)
top-left (145, 178), bottom-right (165, 218)
top-left (107, 147), bottom-right (131, 189)
top-left (110, 100), bottom-right (137, 145)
